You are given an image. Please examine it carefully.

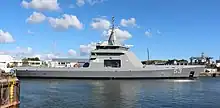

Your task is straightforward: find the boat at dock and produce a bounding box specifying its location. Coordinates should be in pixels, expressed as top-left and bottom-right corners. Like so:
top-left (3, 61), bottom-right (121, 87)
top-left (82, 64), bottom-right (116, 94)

top-left (14, 17), bottom-right (205, 79)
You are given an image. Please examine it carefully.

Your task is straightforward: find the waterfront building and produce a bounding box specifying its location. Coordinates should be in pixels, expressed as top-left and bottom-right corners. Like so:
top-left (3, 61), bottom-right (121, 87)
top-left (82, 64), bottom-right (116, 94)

top-left (25, 61), bottom-right (43, 67)
top-left (0, 55), bottom-right (19, 72)
top-left (190, 52), bottom-right (213, 65)
top-left (48, 58), bottom-right (89, 68)
top-left (12, 59), bottom-right (23, 67)
top-left (21, 57), bottom-right (43, 67)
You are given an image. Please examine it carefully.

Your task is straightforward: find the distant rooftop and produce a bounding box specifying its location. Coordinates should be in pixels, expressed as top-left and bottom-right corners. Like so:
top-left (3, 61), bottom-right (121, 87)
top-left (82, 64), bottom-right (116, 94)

top-left (51, 58), bottom-right (89, 62)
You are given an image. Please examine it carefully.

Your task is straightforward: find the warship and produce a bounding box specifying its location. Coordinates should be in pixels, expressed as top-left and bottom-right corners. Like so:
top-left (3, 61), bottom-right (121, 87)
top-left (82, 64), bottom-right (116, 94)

top-left (14, 17), bottom-right (205, 79)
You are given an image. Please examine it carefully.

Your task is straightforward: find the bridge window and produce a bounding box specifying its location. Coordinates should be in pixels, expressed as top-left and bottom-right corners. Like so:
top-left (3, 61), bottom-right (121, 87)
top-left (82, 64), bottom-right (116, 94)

top-left (97, 46), bottom-right (119, 49)
top-left (91, 53), bottom-right (123, 56)
top-left (104, 60), bottom-right (121, 68)
top-left (90, 58), bottom-right (96, 60)
top-left (96, 46), bottom-right (128, 50)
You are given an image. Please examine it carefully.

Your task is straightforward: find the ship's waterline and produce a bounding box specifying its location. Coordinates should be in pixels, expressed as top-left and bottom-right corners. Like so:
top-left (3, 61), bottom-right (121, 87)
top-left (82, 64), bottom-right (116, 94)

top-left (15, 65), bottom-right (204, 79)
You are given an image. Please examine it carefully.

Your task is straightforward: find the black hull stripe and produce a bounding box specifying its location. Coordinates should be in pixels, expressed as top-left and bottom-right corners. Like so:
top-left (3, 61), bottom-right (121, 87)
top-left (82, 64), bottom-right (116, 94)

top-left (17, 76), bottom-right (198, 80)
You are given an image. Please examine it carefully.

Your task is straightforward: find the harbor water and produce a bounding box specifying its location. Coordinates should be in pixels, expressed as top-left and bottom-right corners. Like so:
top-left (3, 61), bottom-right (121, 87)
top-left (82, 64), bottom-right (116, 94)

top-left (20, 77), bottom-right (220, 108)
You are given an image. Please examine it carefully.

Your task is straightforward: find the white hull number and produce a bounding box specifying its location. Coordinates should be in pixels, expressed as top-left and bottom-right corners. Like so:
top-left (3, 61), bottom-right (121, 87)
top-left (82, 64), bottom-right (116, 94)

top-left (174, 68), bottom-right (182, 74)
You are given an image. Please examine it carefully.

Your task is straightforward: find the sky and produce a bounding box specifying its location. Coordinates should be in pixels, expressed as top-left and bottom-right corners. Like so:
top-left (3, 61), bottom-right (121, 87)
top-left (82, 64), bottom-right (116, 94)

top-left (0, 0), bottom-right (220, 60)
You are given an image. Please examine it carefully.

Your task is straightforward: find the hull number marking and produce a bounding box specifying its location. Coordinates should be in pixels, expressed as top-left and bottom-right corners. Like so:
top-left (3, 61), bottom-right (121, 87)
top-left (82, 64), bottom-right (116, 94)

top-left (174, 68), bottom-right (182, 74)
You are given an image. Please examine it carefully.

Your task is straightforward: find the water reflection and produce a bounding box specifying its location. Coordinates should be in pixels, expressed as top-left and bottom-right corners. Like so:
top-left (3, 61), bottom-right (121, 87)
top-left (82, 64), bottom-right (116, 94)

top-left (20, 78), bottom-right (220, 108)
top-left (88, 80), bottom-right (140, 108)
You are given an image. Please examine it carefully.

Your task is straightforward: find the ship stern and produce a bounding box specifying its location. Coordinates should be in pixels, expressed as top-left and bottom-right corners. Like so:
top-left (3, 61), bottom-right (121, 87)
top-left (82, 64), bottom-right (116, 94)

top-left (188, 66), bottom-right (205, 79)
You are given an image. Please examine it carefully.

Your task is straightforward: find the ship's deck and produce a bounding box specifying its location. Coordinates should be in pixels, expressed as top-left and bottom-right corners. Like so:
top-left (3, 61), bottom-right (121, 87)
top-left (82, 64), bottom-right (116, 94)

top-left (14, 65), bottom-right (205, 72)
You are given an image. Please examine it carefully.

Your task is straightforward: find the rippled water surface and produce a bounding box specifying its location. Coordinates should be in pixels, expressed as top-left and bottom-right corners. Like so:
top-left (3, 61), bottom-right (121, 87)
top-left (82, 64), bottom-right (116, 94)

top-left (20, 77), bottom-right (220, 108)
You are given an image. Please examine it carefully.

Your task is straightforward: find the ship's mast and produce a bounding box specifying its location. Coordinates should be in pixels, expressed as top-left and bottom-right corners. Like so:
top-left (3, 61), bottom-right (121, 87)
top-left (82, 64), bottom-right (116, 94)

top-left (108, 16), bottom-right (115, 45)
top-left (147, 48), bottom-right (150, 65)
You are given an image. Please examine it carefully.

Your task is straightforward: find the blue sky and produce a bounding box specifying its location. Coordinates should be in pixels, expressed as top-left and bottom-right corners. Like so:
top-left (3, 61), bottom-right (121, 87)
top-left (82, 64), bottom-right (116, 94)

top-left (0, 0), bottom-right (220, 60)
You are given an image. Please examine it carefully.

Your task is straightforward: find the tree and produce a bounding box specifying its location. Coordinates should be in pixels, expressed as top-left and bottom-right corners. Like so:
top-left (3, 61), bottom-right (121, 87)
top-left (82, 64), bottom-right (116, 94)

top-left (22, 57), bottom-right (41, 66)
top-left (22, 57), bottom-right (40, 61)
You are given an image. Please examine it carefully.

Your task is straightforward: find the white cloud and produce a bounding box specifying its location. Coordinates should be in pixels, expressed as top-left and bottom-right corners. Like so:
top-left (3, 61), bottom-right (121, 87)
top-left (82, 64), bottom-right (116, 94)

top-left (27, 30), bottom-right (34, 35)
top-left (15, 46), bottom-right (33, 54)
top-left (26, 12), bottom-right (46, 24)
top-left (145, 29), bottom-right (152, 37)
top-left (120, 18), bottom-right (137, 27)
top-left (103, 28), bottom-right (132, 42)
top-left (79, 28), bottom-right (132, 56)
top-left (68, 49), bottom-right (77, 56)
top-left (87, 0), bottom-right (106, 5)
top-left (41, 53), bottom-right (59, 60)
top-left (0, 46), bottom-right (76, 60)
top-left (29, 53), bottom-right (59, 60)
top-left (48, 14), bottom-right (83, 30)
top-left (0, 30), bottom-right (15, 43)
top-left (114, 29), bottom-right (132, 41)
top-left (80, 42), bottom-right (96, 56)
top-left (91, 17), bottom-right (132, 42)
top-left (27, 47), bottom-right (32, 52)
top-left (76, 0), bottom-right (85, 7)
top-left (76, 0), bottom-right (106, 7)
top-left (21, 0), bottom-right (60, 11)
top-left (0, 51), bottom-right (10, 55)
top-left (91, 18), bottom-right (110, 30)
top-left (0, 47), bottom-right (39, 60)
top-left (31, 54), bottom-right (42, 59)
top-left (156, 30), bottom-right (161, 35)
top-left (125, 44), bottom-right (134, 48)
top-left (26, 52), bottom-right (61, 60)
top-left (21, 0), bottom-right (29, 8)
top-left (5, 46), bottom-right (33, 59)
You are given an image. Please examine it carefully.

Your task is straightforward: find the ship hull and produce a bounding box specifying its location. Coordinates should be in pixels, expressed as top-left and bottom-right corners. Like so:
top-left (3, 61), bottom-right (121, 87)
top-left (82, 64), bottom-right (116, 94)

top-left (14, 65), bottom-right (204, 80)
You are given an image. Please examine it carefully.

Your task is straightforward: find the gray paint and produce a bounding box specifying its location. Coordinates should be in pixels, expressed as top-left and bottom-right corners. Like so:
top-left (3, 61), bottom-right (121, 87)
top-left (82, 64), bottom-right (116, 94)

top-left (15, 65), bottom-right (204, 78)
top-left (14, 16), bottom-right (205, 79)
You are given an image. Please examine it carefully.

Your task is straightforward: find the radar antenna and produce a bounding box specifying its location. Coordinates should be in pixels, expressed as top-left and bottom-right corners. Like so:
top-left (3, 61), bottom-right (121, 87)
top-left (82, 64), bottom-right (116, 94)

top-left (108, 16), bottom-right (116, 45)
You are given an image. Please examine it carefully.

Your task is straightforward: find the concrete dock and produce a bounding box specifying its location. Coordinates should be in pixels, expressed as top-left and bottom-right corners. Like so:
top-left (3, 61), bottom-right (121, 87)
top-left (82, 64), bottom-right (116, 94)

top-left (199, 72), bottom-right (220, 77)
top-left (0, 73), bottom-right (20, 108)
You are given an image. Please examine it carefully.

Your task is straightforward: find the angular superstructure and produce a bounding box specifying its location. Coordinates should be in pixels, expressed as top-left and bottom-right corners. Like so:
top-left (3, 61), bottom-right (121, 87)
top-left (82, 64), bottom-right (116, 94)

top-left (89, 16), bottom-right (143, 69)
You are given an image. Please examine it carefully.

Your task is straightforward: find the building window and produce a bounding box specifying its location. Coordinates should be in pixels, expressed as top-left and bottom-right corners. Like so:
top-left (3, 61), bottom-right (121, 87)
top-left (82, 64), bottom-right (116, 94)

top-left (104, 60), bottom-right (121, 68)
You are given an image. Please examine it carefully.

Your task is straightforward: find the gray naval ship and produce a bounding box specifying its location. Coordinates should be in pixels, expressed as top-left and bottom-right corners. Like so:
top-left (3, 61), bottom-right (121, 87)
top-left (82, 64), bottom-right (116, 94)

top-left (14, 17), bottom-right (205, 79)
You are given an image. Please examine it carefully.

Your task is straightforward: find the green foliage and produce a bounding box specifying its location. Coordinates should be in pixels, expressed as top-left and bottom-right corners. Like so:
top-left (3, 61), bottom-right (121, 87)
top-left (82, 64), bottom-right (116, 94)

top-left (42, 62), bottom-right (48, 67)
top-left (22, 57), bottom-right (40, 62)
top-left (142, 60), bottom-right (167, 65)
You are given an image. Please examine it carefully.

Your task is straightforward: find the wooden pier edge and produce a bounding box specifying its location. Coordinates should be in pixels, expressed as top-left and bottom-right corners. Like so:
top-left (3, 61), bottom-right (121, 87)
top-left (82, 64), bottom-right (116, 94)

top-left (1, 101), bottom-right (20, 108)
top-left (1, 73), bottom-right (20, 108)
